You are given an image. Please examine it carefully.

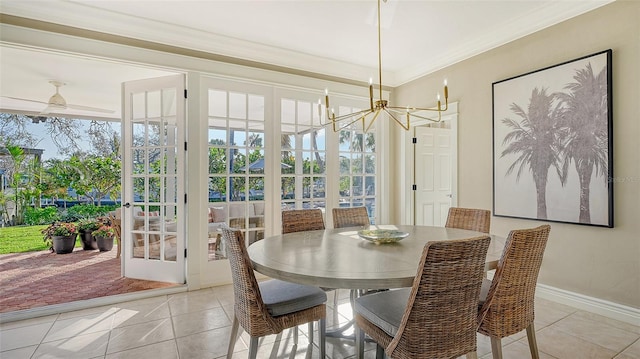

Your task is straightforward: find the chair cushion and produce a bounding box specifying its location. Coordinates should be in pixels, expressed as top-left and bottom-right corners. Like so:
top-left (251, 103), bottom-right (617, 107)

top-left (354, 288), bottom-right (410, 337)
top-left (259, 280), bottom-right (327, 317)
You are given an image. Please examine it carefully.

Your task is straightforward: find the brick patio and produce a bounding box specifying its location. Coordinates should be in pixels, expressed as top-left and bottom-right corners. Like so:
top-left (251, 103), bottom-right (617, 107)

top-left (0, 246), bottom-right (179, 313)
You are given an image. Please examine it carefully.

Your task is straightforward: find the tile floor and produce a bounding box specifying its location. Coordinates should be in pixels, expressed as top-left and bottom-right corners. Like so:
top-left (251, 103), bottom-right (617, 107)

top-left (1, 285), bottom-right (639, 359)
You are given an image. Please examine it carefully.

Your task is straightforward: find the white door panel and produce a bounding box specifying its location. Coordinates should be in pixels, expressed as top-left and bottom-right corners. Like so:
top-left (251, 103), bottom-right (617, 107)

top-left (415, 126), bottom-right (453, 227)
top-left (122, 74), bottom-right (186, 283)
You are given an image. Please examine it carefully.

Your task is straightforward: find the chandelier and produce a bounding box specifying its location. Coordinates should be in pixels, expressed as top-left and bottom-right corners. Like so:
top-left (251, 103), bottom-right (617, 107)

top-left (322, 0), bottom-right (449, 132)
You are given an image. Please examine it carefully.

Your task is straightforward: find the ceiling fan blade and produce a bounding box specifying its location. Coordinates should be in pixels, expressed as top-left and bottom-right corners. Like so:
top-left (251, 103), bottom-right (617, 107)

top-left (1, 96), bottom-right (49, 105)
top-left (66, 103), bottom-right (115, 113)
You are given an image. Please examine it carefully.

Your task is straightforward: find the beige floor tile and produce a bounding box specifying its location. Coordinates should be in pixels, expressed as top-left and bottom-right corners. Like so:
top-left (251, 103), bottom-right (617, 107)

top-left (573, 311), bottom-right (640, 336)
top-left (172, 307), bottom-right (231, 338)
top-left (167, 288), bottom-right (221, 316)
top-left (106, 339), bottom-right (179, 359)
top-left (0, 322), bottom-right (54, 352)
top-left (111, 301), bottom-right (172, 329)
top-left (550, 312), bottom-right (640, 352)
top-left (0, 344), bottom-right (38, 359)
top-left (535, 325), bottom-right (617, 359)
top-left (176, 326), bottom-right (238, 358)
top-left (615, 338), bottom-right (640, 359)
top-left (0, 314), bottom-right (58, 331)
top-left (32, 330), bottom-right (110, 359)
top-left (106, 318), bottom-right (174, 354)
top-left (479, 340), bottom-right (556, 359)
top-left (43, 311), bottom-right (115, 342)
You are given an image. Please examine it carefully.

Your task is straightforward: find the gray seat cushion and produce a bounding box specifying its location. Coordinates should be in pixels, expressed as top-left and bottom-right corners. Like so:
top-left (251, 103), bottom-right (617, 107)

top-left (354, 288), bottom-right (411, 337)
top-left (259, 279), bottom-right (327, 317)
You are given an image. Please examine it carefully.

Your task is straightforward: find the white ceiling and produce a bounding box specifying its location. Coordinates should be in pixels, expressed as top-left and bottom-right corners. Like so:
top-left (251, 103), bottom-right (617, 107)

top-left (0, 0), bottom-right (613, 119)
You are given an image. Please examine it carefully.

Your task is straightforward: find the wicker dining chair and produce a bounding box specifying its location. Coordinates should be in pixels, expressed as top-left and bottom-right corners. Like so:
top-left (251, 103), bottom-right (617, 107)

top-left (332, 207), bottom-right (370, 229)
top-left (282, 208), bottom-right (326, 234)
top-left (354, 235), bottom-right (491, 359)
top-left (221, 228), bottom-right (327, 359)
top-left (477, 224), bottom-right (551, 359)
top-left (445, 207), bottom-right (491, 233)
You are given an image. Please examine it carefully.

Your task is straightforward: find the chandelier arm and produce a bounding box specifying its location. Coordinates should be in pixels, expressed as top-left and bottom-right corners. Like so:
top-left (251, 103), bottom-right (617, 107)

top-left (364, 109), bottom-right (383, 133)
top-left (383, 108), bottom-right (410, 131)
top-left (331, 108), bottom-right (373, 123)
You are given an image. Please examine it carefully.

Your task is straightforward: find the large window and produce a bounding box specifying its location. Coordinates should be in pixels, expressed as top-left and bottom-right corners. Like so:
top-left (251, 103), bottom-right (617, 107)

top-left (337, 107), bottom-right (377, 224)
top-left (280, 98), bottom-right (326, 211)
top-left (207, 86), bottom-right (266, 260)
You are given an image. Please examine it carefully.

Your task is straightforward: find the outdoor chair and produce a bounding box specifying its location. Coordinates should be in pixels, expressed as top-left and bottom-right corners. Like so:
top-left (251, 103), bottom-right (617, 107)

top-left (477, 224), bottom-right (551, 359)
top-left (354, 235), bottom-right (491, 359)
top-left (445, 207), bottom-right (491, 233)
top-left (221, 228), bottom-right (327, 359)
top-left (332, 207), bottom-right (370, 229)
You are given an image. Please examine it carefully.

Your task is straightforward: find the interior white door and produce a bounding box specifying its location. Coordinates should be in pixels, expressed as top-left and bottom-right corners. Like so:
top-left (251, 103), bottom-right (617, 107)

top-left (122, 74), bottom-right (186, 283)
top-left (414, 126), bottom-right (453, 226)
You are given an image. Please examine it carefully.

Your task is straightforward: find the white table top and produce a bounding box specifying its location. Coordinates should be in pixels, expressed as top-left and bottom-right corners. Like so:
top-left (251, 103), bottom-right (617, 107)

top-left (248, 224), bottom-right (504, 290)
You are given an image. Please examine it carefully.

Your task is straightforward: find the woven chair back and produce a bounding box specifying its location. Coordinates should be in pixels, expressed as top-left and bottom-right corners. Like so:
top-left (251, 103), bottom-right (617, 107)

top-left (221, 228), bottom-right (278, 337)
top-left (332, 207), bottom-right (370, 228)
top-left (282, 209), bottom-right (325, 234)
top-left (445, 207), bottom-right (491, 233)
top-left (387, 235), bottom-right (491, 358)
top-left (478, 225), bottom-right (551, 338)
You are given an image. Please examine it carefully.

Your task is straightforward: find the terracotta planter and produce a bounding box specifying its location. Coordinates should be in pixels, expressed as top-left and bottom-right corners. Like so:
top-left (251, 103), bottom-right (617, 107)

top-left (79, 231), bottom-right (98, 250)
top-left (95, 235), bottom-right (114, 252)
top-left (52, 235), bottom-right (77, 254)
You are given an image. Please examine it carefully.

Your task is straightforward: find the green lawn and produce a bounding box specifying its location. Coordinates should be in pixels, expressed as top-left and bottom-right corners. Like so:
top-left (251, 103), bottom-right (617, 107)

top-left (0, 225), bottom-right (63, 254)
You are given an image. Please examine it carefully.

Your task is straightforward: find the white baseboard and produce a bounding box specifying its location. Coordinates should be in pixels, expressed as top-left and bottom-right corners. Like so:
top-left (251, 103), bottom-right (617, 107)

top-left (536, 284), bottom-right (640, 326)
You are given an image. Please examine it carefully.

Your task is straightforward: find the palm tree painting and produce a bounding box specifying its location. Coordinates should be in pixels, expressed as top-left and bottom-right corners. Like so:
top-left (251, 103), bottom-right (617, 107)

top-left (493, 50), bottom-right (613, 227)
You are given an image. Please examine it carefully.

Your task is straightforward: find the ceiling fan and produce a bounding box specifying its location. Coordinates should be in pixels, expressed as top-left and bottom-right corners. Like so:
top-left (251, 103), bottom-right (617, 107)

top-left (3, 80), bottom-right (115, 115)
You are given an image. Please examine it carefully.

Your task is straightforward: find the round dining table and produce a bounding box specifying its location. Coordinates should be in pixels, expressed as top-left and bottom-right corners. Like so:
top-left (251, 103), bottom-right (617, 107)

top-left (248, 224), bottom-right (504, 290)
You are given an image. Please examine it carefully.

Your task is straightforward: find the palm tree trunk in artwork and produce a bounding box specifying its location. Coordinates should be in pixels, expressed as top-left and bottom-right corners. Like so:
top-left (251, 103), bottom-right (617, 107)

top-left (577, 161), bottom-right (593, 223)
top-left (532, 166), bottom-right (549, 220)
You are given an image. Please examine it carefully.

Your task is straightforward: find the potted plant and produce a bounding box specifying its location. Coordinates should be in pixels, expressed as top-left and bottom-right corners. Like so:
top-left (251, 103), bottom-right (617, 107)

top-left (92, 225), bottom-right (115, 252)
top-left (42, 222), bottom-right (78, 254)
top-left (77, 218), bottom-right (101, 250)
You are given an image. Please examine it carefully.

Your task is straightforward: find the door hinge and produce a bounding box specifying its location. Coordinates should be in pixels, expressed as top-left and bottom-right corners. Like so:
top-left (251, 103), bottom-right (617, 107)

top-left (184, 89), bottom-right (188, 99)
top-left (412, 184), bottom-right (417, 191)
top-left (412, 137), bottom-right (417, 144)
top-left (184, 193), bottom-right (187, 204)
top-left (184, 248), bottom-right (187, 258)
top-left (184, 141), bottom-right (187, 151)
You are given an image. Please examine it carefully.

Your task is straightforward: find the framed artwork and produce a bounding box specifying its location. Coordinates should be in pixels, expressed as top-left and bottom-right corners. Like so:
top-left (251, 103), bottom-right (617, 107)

top-left (492, 49), bottom-right (613, 227)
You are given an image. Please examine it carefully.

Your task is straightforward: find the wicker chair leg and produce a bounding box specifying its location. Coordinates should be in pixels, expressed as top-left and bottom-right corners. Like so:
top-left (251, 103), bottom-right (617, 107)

top-left (466, 351), bottom-right (479, 359)
top-left (226, 316), bottom-right (240, 359)
top-left (248, 336), bottom-right (259, 359)
top-left (526, 323), bottom-right (540, 359)
top-left (319, 318), bottom-right (326, 359)
top-left (355, 322), bottom-right (365, 359)
top-left (490, 337), bottom-right (503, 359)
top-left (308, 321), bottom-right (314, 344)
top-left (375, 344), bottom-right (385, 359)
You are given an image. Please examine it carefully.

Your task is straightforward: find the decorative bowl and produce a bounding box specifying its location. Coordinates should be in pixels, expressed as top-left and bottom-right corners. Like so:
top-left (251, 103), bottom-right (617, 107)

top-left (358, 229), bottom-right (409, 244)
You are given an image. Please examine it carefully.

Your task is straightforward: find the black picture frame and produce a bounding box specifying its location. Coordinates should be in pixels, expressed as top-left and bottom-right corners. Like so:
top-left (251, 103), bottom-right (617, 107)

top-left (492, 49), bottom-right (613, 227)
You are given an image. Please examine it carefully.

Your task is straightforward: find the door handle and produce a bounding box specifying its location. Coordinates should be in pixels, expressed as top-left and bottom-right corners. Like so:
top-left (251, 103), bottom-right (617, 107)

top-left (446, 194), bottom-right (452, 198)
top-left (123, 202), bottom-right (131, 208)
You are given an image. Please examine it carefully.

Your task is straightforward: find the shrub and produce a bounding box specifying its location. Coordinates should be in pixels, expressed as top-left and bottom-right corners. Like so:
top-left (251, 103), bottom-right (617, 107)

top-left (24, 206), bottom-right (60, 225)
top-left (42, 222), bottom-right (78, 250)
top-left (61, 204), bottom-right (117, 222)
top-left (77, 218), bottom-right (102, 233)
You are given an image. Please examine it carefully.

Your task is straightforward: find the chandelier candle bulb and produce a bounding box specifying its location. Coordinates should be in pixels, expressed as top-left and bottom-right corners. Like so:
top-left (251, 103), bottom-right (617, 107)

top-left (369, 78), bottom-right (374, 110)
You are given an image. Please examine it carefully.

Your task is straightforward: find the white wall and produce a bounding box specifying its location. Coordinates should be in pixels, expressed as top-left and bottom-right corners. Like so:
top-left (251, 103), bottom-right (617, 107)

top-left (392, 1), bottom-right (640, 309)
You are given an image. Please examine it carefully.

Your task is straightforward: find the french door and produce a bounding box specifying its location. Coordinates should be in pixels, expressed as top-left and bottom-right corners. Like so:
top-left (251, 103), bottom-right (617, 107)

top-left (122, 74), bottom-right (186, 283)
